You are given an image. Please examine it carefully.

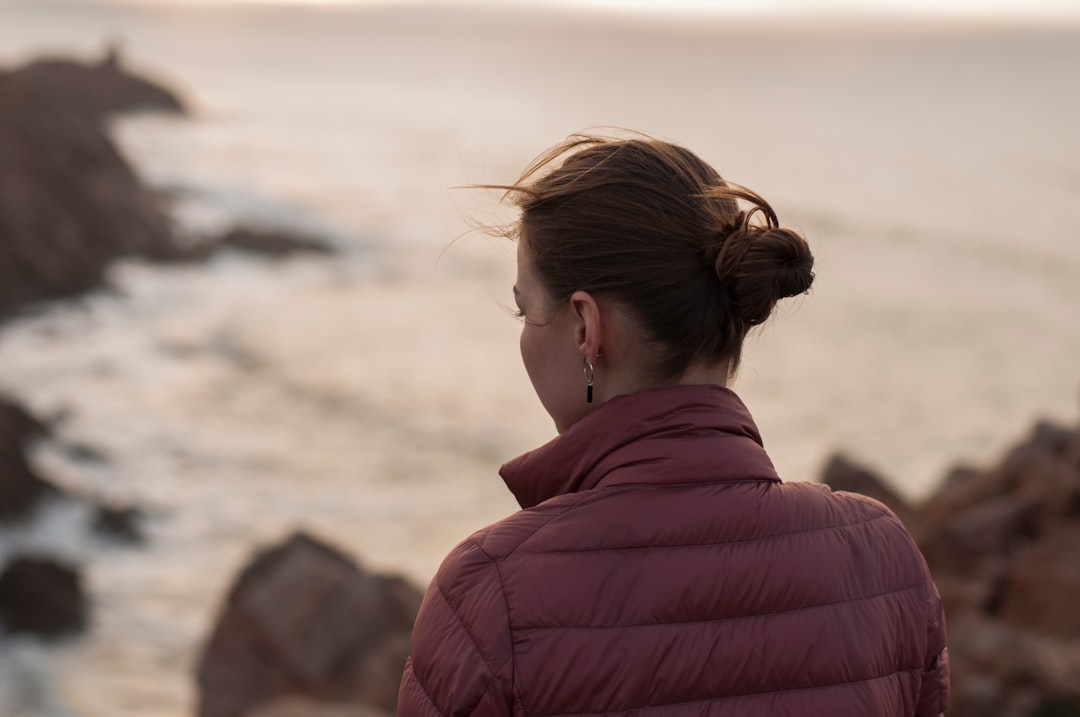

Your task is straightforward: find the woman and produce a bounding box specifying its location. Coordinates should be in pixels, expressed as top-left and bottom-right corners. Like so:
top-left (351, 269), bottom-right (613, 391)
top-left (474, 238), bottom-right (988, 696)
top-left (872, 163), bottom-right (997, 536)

top-left (398, 135), bottom-right (948, 716)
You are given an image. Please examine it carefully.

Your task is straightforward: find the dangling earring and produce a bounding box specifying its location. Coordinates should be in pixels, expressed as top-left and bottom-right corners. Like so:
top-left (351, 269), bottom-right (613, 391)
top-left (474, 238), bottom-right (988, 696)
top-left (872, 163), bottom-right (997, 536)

top-left (583, 357), bottom-right (595, 403)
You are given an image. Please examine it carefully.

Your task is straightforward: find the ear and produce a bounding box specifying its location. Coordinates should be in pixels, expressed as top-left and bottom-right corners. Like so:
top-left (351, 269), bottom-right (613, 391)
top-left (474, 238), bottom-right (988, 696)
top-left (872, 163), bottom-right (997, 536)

top-left (569, 290), bottom-right (603, 361)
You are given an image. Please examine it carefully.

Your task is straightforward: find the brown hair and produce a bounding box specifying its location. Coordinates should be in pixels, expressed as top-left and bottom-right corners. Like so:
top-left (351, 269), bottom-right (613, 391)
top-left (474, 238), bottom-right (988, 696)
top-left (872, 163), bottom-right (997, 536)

top-left (492, 133), bottom-right (813, 379)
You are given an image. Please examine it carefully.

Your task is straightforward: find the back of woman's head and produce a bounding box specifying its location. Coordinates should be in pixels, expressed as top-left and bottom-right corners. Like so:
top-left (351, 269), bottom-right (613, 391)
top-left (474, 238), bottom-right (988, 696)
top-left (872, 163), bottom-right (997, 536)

top-left (497, 133), bottom-right (814, 379)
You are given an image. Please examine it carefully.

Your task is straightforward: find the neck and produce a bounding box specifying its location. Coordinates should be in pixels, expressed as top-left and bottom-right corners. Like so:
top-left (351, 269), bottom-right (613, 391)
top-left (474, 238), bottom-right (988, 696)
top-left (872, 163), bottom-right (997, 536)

top-left (596, 358), bottom-right (731, 404)
top-left (676, 360), bottom-right (731, 388)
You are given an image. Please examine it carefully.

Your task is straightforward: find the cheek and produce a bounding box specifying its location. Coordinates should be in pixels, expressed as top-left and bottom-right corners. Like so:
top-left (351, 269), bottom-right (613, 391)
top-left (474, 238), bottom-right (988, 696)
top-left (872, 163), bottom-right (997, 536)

top-left (519, 323), bottom-right (584, 433)
top-left (519, 326), bottom-right (529, 369)
top-left (519, 323), bottom-right (562, 412)
top-left (519, 325), bottom-right (543, 386)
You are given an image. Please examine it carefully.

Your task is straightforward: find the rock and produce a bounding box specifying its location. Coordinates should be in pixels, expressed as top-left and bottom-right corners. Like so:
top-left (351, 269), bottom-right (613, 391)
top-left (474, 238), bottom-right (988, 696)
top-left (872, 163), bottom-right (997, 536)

top-left (919, 419), bottom-right (1076, 525)
top-left (943, 611), bottom-right (1048, 717)
top-left (910, 412), bottom-right (1080, 717)
top-left (1065, 425), bottom-right (1080, 472)
top-left (1029, 696), bottom-right (1080, 717)
top-left (347, 631), bottom-right (412, 711)
top-left (197, 532), bottom-right (423, 717)
top-left (947, 673), bottom-right (1005, 717)
top-left (820, 453), bottom-right (913, 525)
top-left (939, 463), bottom-right (982, 493)
top-left (216, 226), bottom-right (335, 259)
top-left (918, 462), bottom-right (1010, 526)
top-left (996, 524), bottom-right (1080, 637)
top-left (1012, 455), bottom-right (1080, 526)
top-left (0, 396), bottom-right (60, 522)
top-left (92, 502), bottom-right (145, 545)
top-left (916, 423), bottom-right (1080, 576)
top-left (0, 49), bottom-right (342, 323)
top-left (8, 46), bottom-right (185, 124)
top-left (153, 225), bottom-right (337, 265)
top-left (1027, 420), bottom-right (1073, 458)
top-left (0, 51), bottom-right (184, 322)
top-left (920, 496), bottom-right (1040, 575)
top-left (0, 556), bottom-right (86, 637)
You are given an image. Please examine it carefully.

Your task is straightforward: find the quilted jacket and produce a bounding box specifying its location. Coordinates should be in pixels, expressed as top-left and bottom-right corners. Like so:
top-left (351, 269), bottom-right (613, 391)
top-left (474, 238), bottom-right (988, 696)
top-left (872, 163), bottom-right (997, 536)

top-left (398, 384), bottom-right (949, 716)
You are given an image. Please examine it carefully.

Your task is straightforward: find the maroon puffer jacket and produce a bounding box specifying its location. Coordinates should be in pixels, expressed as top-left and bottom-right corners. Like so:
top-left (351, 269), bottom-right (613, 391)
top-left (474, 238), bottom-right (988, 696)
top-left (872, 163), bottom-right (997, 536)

top-left (398, 385), bottom-right (948, 716)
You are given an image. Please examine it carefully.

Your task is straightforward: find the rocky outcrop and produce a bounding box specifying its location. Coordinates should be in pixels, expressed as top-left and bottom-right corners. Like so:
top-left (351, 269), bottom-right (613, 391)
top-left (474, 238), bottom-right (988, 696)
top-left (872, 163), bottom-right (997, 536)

top-left (918, 419), bottom-right (1080, 717)
top-left (6, 46), bottom-right (184, 124)
top-left (0, 556), bottom-right (86, 637)
top-left (197, 532), bottom-right (422, 717)
top-left (0, 51), bottom-right (338, 323)
top-left (0, 397), bottom-right (90, 641)
top-left (825, 416), bottom-right (1080, 717)
top-left (0, 48), bottom-right (341, 323)
top-left (92, 502), bottom-right (145, 545)
top-left (0, 397), bottom-right (59, 523)
top-left (0, 50), bottom-right (185, 321)
top-left (215, 226), bottom-right (334, 258)
top-left (164, 225), bottom-right (337, 264)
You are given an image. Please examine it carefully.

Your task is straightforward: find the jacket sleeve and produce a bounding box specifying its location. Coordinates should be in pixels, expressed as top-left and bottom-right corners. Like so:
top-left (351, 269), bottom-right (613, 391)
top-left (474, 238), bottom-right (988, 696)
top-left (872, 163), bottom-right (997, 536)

top-left (915, 578), bottom-right (950, 716)
top-left (398, 538), bottom-right (515, 717)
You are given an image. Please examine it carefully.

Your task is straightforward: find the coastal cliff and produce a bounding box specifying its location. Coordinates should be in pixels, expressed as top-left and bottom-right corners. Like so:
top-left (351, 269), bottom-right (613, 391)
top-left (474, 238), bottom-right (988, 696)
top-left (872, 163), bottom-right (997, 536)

top-left (0, 50), bottom-right (185, 322)
top-left (0, 49), bottom-right (333, 324)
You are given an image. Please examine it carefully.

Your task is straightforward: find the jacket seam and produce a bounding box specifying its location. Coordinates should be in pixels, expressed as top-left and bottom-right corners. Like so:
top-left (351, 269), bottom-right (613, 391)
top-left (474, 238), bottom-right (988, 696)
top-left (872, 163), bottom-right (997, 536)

top-left (598, 476), bottom-right (780, 490)
top-left (515, 510), bottom-right (892, 556)
top-left (468, 496), bottom-right (626, 716)
top-left (430, 579), bottom-right (502, 716)
top-left (508, 492), bottom-right (611, 555)
top-left (432, 578), bottom-right (488, 664)
top-left (528, 667), bottom-right (921, 716)
top-left (405, 663), bottom-right (443, 716)
top-left (513, 581), bottom-right (925, 631)
top-left (463, 538), bottom-right (516, 682)
top-left (465, 674), bottom-right (502, 717)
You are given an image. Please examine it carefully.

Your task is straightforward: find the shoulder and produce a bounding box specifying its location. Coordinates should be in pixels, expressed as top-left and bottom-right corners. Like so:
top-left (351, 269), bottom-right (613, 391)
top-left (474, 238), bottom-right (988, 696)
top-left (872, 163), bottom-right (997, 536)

top-left (461, 490), bottom-right (594, 561)
top-left (768, 480), bottom-right (935, 582)
top-left (774, 479), bottom-right (911, 535)
top-left (405, 500), bottom-right (588, 709)
top-left (428, 492), bottom-right (590, 617)
top-left (405, 534), bottom-right (518, 715)
top-left (777, 478), bottom-right (893, 515)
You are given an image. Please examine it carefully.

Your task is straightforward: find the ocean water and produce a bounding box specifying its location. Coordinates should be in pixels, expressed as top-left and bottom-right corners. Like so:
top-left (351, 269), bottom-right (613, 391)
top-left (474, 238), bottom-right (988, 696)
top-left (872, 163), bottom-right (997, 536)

top-left (0, 2), bottom-right (1079, 715)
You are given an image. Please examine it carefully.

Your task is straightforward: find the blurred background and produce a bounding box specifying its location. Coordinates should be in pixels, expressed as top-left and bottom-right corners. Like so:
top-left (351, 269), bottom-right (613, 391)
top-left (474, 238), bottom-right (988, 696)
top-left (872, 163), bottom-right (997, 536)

top-left (0, 0), bottom-right (1078, 715)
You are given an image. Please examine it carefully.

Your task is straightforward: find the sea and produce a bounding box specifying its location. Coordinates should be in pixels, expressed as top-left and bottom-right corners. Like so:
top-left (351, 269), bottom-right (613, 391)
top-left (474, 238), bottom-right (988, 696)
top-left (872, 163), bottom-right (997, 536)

top-left (0, 1), bottom-right (1078, 714)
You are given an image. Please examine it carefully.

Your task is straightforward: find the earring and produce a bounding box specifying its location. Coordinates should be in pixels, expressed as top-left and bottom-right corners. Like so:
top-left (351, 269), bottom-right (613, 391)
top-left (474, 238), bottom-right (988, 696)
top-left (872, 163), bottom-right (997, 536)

top-left (583, 357), bottom-right (595, 403)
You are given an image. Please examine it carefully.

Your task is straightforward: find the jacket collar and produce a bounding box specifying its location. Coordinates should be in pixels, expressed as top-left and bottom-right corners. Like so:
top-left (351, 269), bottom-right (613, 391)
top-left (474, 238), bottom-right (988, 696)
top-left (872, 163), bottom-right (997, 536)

top-left (499, 384), bottom-right (780, 509)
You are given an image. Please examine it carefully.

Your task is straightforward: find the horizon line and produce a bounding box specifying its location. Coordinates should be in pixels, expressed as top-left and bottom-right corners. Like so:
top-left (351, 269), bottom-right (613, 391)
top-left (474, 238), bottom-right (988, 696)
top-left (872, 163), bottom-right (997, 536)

top-left (6, 0), bottom-right (1080, 25)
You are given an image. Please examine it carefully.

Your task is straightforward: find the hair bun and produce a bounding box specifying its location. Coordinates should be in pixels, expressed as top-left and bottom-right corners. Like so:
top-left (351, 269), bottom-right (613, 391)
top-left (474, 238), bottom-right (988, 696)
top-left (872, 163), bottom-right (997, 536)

top-left (713, 221), bottom-right (814, 326)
